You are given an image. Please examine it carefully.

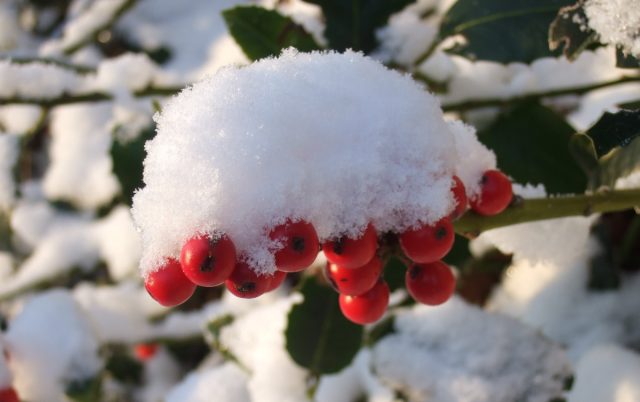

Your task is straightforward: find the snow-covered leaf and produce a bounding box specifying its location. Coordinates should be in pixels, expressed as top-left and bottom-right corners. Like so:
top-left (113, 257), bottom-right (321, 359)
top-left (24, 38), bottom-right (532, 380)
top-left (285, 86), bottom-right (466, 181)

top-left (302, 0), bottom-right (415, 52)
top-left (285, 277), bottom-right (363, 374)
top-left (549, 1), bottom-right (599, 61)
top-left (441, 0), bottom-right (574, 63)
top-left (65, 375), bottom-right (102, 402)
top-left (478, 101), bottom-right (586, 194)
top-left (222, 6), bottom-right (321, 61)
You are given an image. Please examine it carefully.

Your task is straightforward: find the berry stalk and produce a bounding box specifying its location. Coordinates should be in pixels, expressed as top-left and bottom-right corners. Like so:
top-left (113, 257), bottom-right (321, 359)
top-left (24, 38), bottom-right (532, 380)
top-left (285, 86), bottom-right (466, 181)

top-left (454, 188), bottom-right (640, 237)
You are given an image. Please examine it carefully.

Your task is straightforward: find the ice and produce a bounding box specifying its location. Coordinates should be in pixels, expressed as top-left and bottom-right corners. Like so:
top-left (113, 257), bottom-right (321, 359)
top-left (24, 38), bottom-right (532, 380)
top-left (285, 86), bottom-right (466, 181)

top-left (4, 290), bottom-right (101, 402)
top-left (133, 50), bottom-right (492, 276)
top-left (371, 298), bottom-right (571, 402)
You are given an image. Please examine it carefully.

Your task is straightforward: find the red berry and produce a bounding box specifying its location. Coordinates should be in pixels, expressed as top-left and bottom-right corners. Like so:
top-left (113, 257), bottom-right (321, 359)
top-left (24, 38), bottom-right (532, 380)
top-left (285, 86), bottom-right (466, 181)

top-left (0, 388), bottom-right (19, 402)
top-left (470, 170), bottom-right (513, 216)
top-left (225, 262), bottom-right (271, 298)
top-left (180, 234), bottom-right (236, 287)
top-left (134, 343), bottom-right (158, 361)
top-left (450, 175), bottom-right (468, 219)
top-left (399, 217), bottom-right (455, 263)
top-left (323, 223), bottom-right (377, 269)
top-left (145, 258), bottom-right (196, 307)
top-left (269, 220), bottom-right (319, 272)
top-left (405, 261), bottom-right (455, 306)
top-left (339, 280), bottom-right (389, 325)
top-left (265, 270), bottom-right (287, 292)
top-left (325, 256), bottom-right (383, 296)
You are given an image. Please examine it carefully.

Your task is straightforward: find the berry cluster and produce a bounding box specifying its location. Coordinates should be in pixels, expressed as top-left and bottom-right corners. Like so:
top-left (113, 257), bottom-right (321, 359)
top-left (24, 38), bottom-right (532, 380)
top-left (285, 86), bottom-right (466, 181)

top-left (144, 170), bottom-right (512, 325)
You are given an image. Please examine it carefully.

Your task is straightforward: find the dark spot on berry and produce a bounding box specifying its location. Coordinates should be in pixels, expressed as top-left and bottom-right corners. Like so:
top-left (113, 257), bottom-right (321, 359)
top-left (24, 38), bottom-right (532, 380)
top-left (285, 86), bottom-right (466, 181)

top-left (332, 238), bottom-right (345, 255)
top-left (339, 278), bottom-right (348, 282)
top-left (435, 226), bottom-right (447, 240)
top-left (480, 174), bottom-right (488, 185)
top-left (409, 265), bottom-right (421, 280)
top-left (200, 255), bottom-right (216, 272)
top-left (292, 236), bottom-right (305, 252)
top-left (237, 282), bottom-right (256, 293)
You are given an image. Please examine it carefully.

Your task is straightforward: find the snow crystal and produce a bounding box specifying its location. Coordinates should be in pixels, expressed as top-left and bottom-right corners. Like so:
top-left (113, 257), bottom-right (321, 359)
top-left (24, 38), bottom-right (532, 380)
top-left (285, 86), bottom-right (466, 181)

top-left (133, 50), bottom-right (493, 276)
top-left (0, 60), bottom-right (82, 98)
top-left (585, 0), bottom-right (640, 57)
top-left (5, 290), bottom-right (101, 402)
top-left (371, 298), bottom-right (571, 402)
top-left (568, 345), bottom-right (640, 402)
top-left (166, 363), bottom-right (250, 402)
top-left (219, 296), bottom-right (308, 402)
top-left (0, 134), bottom-right (19, 212)
top-left (43, 103), bottom-right (120, 209)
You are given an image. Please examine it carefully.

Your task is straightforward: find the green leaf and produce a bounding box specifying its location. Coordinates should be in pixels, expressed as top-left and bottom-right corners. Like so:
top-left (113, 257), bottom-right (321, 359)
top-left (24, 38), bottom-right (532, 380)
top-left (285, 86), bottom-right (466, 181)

top-left (302, 0), bottom-right (415, 53)
top-left (285, 277), bottom-right (363, 374)
top-left (110, 125), bottom-right (155, 206)
top-left (586, 110), bottom-right (640, 158)
top-left (593, 136), bottom-right (640, 189)
top-left (222, 6), bottom-right (321, 61)
top-left (548, 1), bottom-right (599, 61)
top-left (383, 255), bottom-right (406, 292)
top-left (104, 349), bottom-right (143, 385)
top-left (616, 48), bottom-right (640, 69)
top-left (478, 101), bottom-right (587, 194)
top-left (65, 375), bottom-right (102, 402)
top-left (440, 0), bottom-right (574, 63)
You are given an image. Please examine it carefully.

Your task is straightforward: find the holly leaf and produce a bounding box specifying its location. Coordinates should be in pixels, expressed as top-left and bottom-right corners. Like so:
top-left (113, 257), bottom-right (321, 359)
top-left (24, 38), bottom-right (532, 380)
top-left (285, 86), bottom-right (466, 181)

top-left (569, 110), bottom-right (640, 189)
top-left (285, 277), bottom-right (363, 374)
top-left (478, 101), bottom-right (587, 194)
top-left (222, 6), bottom-right (321, 61)
top-left (549, 1), bottom-right (599, 61)
top-left (587, 109), bottom-right (640, 158)
top-left (301, 0), bottom-right (415, 53)
top-left (440, 0), bottom-right (574, 63)
top-left (110, 125), bottom-right (155, 206)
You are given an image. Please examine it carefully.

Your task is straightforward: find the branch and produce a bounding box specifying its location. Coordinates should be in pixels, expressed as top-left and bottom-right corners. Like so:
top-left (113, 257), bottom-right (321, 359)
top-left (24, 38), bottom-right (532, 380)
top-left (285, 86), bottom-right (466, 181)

top-left (0, 56), bottom-right (96, 74)
top-left (63, 0), bottom-right (138, 55)
top-left (442, 75), bottom-right (640, 112)
top-left (0, 85), bottom-right (184, 107)
top-left (454, 188), bottom-right (640, 237)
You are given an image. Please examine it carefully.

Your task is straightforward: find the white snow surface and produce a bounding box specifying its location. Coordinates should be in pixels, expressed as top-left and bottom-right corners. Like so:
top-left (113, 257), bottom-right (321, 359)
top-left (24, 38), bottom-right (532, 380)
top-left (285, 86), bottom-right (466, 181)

top-left (585, 0), bottom-right (640, 57)
top-left (0, 60), bottom-right (82, 98)
top-left (43, 103), bottom-right (120, 209)
top-left (371, 298), bottom-right (571, 402)
top-left (0, 134), bottom-right (19, 212)
top-left (568, 344), bottom-right (640, 402)
top-left (4, 290), bottom-right (101, 402)
top-left (166, 363), bottom-right (250, 402)
top-left (132, 50), bottom-right (494, 276)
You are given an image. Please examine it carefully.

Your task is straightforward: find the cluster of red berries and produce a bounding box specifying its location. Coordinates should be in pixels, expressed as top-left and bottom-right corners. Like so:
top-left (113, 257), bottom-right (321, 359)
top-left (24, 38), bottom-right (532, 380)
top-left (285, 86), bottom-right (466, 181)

top-left (0, 387), bottom-right (19, 402)
top-left (144, 170), bottom-right (512, 325)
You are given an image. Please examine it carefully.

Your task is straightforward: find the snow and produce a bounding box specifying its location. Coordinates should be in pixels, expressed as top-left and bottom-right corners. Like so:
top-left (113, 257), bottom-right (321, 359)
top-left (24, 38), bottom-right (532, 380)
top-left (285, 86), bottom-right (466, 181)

top-left (133, 49), bottom-right (493, 276)
top-left (219, 296), bottom-right (308, 402)
top-left (585, 0), bottom-right (640, 57)
top-left (0, 134), bottom-right (19, 212)
top-left (568, 345), bottom-right (640, 402)
top-left (52, 0), bottom-right (129, 54)
top-left (92, 206), bottom-right (141, 280)
top-left (43, 103), bottom-right (120, 209)
top-left (0, 2), bottom-right (22, 51)
top-left (0, 105), bottom-right (42, 135)
top-left (0, 60), bottom-right (82, 98)
top-left (92, 53), bottom-right (158, 93)
top-left (165, 363), bottom-right (250, 402)
top-left (371, 298), bottom-right (571, 402)
top-left (4, 290), bottom-right (101, 402)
